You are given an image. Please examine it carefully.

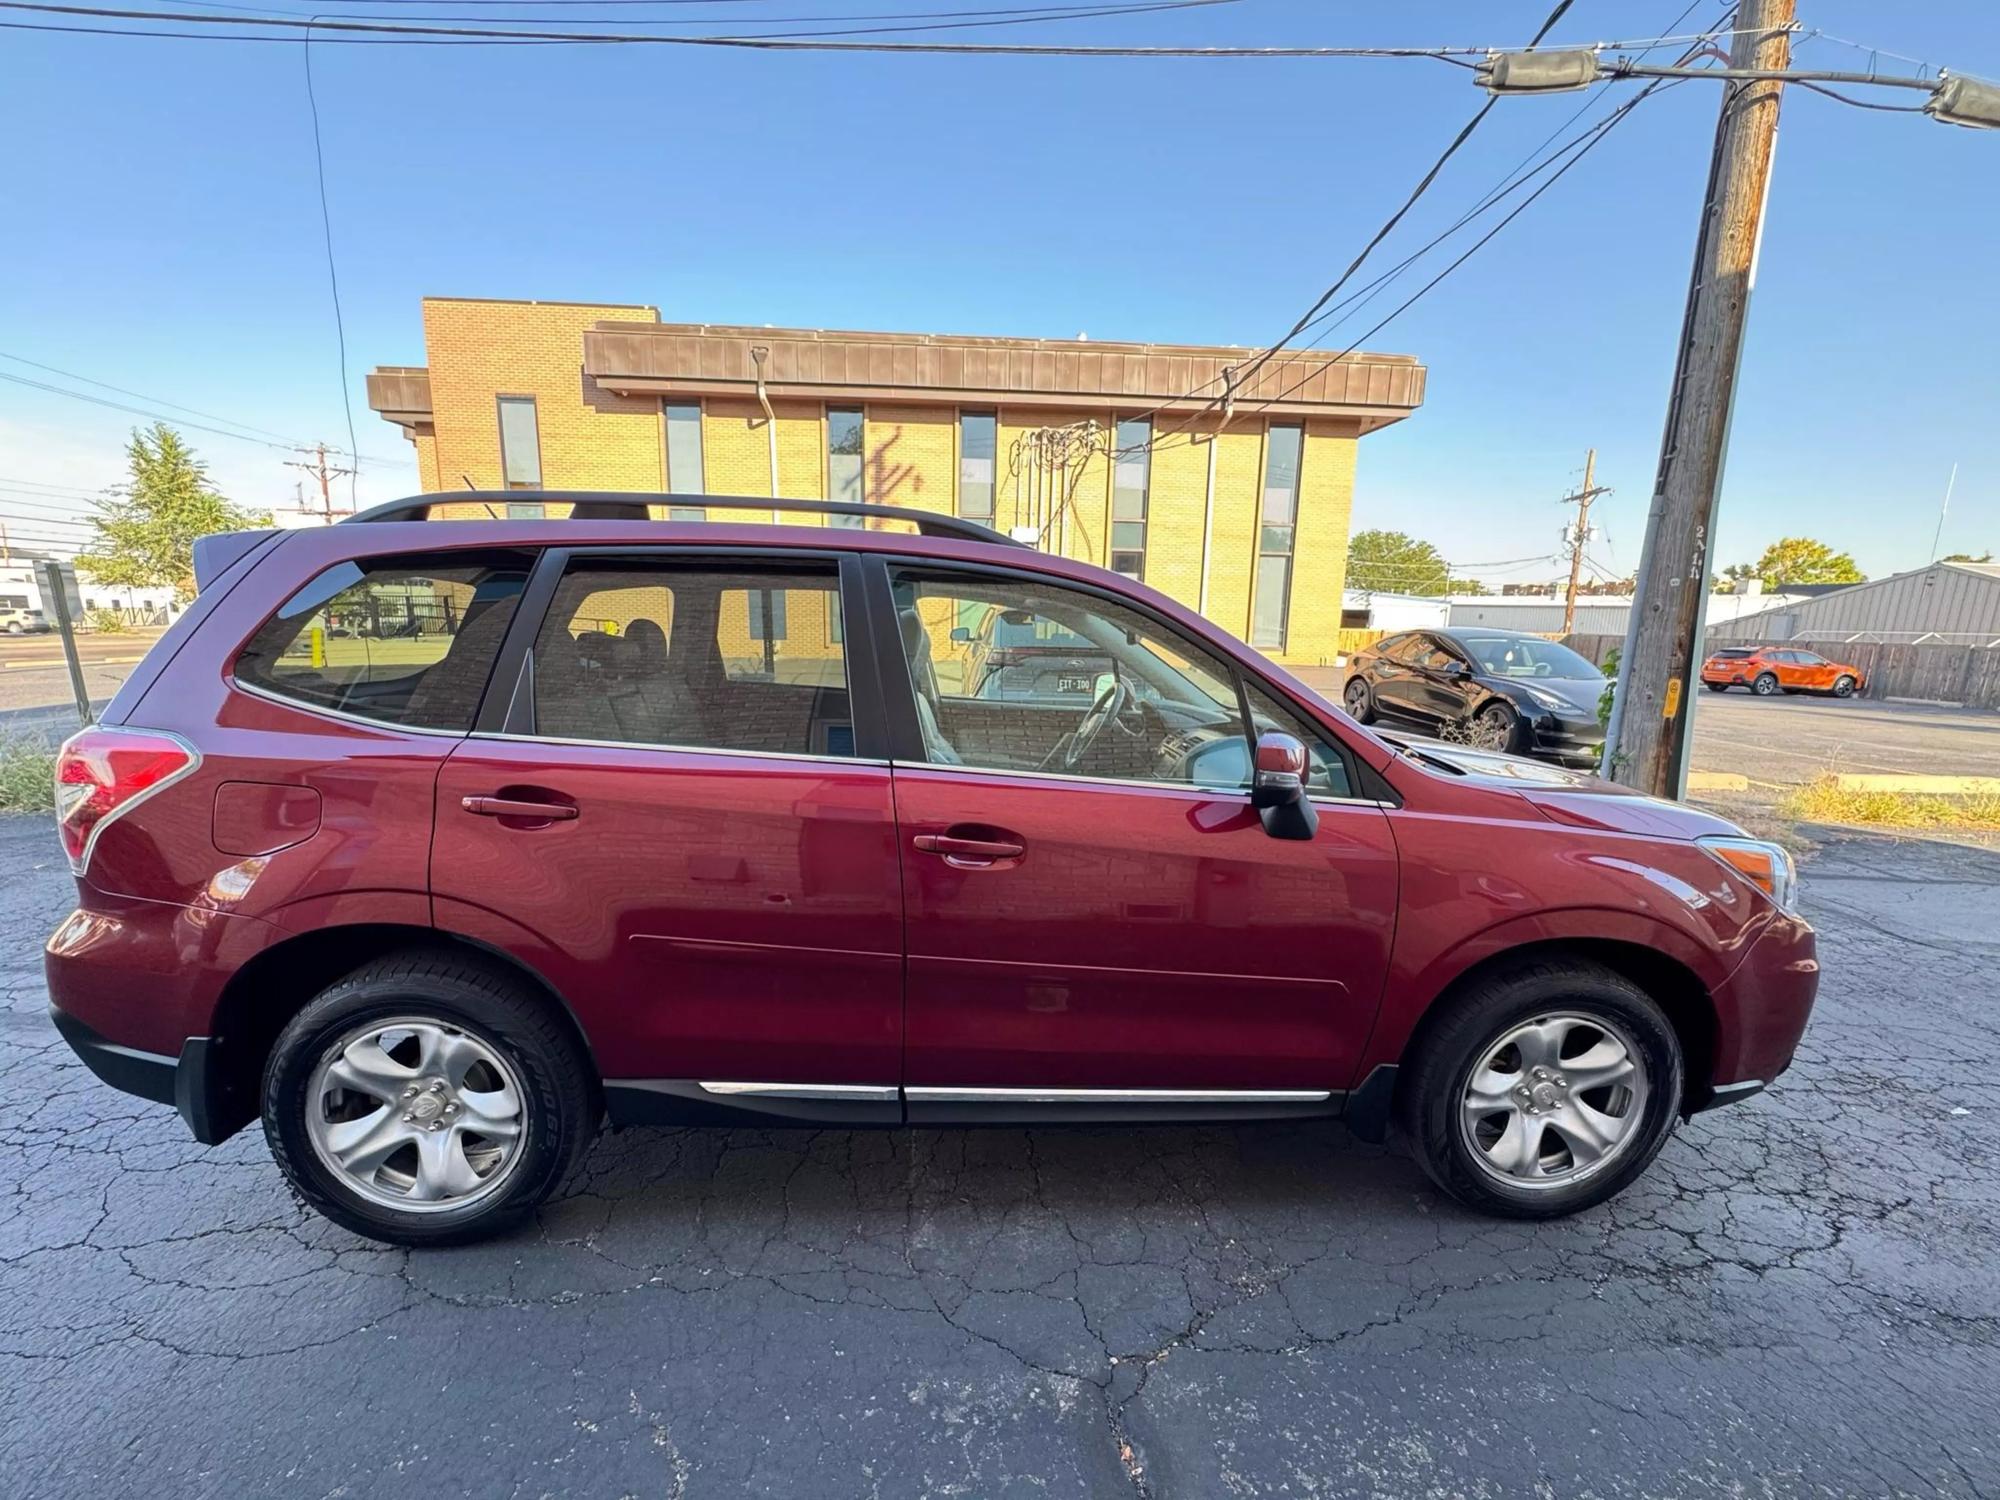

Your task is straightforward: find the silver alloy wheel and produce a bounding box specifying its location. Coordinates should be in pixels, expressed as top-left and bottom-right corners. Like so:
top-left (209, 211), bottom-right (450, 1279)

top-left (305, 1016), bottom-right (528, 1214)
top-left (1344, 681), bottom-right (1370, 714)
top-left (1467, 705), bottom-right (1513, 751)
top-left (1457, 1012), bottom-right (1649, 1191)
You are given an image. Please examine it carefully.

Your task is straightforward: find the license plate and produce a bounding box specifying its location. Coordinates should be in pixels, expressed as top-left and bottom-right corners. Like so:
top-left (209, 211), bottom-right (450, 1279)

top-left (1057, 674), bottom-right (1092, 694)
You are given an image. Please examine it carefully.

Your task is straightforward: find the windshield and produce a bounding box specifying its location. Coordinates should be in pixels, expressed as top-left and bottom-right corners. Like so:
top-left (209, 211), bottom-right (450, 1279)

top-left (1456, 635), bottom-right (1603, 681)
top-left (986, 612), bottom-right (1096, 650)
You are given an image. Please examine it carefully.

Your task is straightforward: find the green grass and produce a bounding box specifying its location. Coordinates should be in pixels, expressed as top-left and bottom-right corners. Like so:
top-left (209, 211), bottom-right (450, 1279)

top-left (0, 737), bottom-right (57, 814)
top-left (1779, 774), bottom-right (2000, 833)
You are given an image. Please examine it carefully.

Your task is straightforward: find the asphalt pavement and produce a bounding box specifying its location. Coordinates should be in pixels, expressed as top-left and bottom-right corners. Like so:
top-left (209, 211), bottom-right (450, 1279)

top-left (1691, 690), bottom-right (2000, 784)
top-left (2, 814), bottom-right (1996, 1496)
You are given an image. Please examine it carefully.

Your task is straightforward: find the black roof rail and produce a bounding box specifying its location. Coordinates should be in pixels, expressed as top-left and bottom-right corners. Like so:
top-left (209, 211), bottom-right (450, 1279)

top-left (342, 491), bottom-right (1025, 548)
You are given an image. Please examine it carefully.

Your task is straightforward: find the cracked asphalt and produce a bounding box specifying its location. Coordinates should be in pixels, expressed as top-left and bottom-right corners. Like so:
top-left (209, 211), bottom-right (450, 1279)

top-left (3, 814), bottom-right (1996, 1498)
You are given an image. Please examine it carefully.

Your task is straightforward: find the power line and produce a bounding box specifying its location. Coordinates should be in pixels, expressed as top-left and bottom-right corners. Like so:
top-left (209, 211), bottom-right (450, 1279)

top-left (0, 475), bottom-right (105, 496)
top-left (302, 24), bottom-right (361, 509)
top-left (1239, 77), bottom-right (1685, 420)
top-left (0, 2), bottom-right (1563, 54)
top-left (0, 369), bottom-right (300, 451)
top-left (0, 349), bottom-right (315, 447)
top-left (259, 0), bottom-right (1238, 29)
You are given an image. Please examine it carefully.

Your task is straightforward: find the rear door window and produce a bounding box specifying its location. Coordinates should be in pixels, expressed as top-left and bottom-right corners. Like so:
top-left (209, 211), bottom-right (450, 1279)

top-left (529, 560), bottom-right (855, 757)
top-left (234, 552), bottom-right (532, 730)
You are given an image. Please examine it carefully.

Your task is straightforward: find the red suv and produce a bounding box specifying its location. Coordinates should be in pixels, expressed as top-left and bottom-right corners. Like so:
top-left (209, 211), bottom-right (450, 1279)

top-left (45, 494), bottom-right (1817, 1245)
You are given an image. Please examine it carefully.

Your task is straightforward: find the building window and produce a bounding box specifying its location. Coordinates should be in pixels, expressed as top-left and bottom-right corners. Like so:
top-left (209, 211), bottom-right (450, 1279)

top-left (664, 401), bottom-right (705, 521)
top-left (747, 587), bottom-right (789, 641)
top-left (827, 408), bottom-right (865, 527)
top-left (1111, 418), bottom-right (1151, 578)
top-left (505, 502), bottom-right (544, 519)
top-left (1252, 424), bottom-right (1303, 650)
top-left (959, 412), bottom-right (997, 524)
top-left (497, 396), bottom-right (542, 490)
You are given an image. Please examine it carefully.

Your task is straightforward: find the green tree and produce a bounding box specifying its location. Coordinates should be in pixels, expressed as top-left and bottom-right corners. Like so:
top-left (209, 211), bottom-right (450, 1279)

top-left (1347, 529), bottom-right (1453, 595)
top-left (1943, 551), bottom-right (1993, 564)
top-left (1714, 562), bottom-right (1762, 593)
top-left (1750, 536), bottom-right (1865, 588)
top-left (1446, 575), bottom-right (1490, 596)
top-left (75, 425), bottom-right (271, 602)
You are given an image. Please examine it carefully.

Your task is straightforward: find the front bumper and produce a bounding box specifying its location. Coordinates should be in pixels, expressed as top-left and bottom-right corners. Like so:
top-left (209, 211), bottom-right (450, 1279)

top-left (1524, 711), bottom-right (1606, 766)
top-left (47, 1005), bottom-right (239, 1145)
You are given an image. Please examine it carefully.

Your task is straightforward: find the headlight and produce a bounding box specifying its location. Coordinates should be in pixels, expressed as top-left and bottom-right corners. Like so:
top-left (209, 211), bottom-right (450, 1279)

top-left (1521, 685), bottom-right (1570, 712)
top-left (1698, 835), bottom-right (1799, 912)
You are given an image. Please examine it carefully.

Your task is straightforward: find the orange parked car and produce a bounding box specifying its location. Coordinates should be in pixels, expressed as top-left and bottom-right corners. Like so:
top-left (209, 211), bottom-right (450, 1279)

top-left (1702, 646), bottom-right (1864, 698)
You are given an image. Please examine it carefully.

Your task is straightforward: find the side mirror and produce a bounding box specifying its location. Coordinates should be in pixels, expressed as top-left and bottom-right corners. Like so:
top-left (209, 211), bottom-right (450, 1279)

top-left (1442, 659), bottom-right (1470, 678)
top-left (1249, 732), bottom-right (1319, 841)
top-left (949, 626), bottom-right (972, 642)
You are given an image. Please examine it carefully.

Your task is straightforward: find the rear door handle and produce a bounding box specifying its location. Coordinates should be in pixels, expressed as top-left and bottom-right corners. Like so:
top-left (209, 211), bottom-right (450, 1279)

top-left (461, 795), bottom-right (579, 821)
top-left (913, 833), bottom-right (1024, 868)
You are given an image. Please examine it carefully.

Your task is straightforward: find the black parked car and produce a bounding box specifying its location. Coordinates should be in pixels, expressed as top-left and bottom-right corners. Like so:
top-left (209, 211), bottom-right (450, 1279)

top-left (1343, 627), bottom-right (1608, 767)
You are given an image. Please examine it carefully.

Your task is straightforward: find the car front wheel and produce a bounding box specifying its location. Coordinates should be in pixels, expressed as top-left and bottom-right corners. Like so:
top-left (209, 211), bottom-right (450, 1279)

top-left (263, 953), bottom-right (597, 1246)
top-left (1465, 701), bottom-right (1518, 753)
top-left (1397, 959), bottom-right (1683, 1218)
top-left (1343, 677), bottom-right (1376, 724)
top-left (1832, 675), bottom-right (1857, 698)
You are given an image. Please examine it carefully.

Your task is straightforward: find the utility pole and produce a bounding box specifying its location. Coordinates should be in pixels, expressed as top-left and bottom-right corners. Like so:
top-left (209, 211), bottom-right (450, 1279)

top-left (1604, 0), bottom-right (1792, 796)
top-left (284, 444), bottom-right (356, 524)
top-left (1559, 448), bottom-right (1610, 636)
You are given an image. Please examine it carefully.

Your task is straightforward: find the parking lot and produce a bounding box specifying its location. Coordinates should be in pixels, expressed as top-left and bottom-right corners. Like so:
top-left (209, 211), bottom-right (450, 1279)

top-left (1692, 689), bottom-right (2000, 784)
top-left (3, 809), bottom-right (1996, 1497)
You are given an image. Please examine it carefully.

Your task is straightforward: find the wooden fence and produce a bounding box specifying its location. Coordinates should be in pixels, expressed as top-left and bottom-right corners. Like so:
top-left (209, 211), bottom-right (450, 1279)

top-left (1559, 633), bottom-right (2000, 708)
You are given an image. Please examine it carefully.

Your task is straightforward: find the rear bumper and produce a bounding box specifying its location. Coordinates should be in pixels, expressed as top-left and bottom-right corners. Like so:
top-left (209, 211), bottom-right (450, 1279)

top-left (47, 1004), bottom-right (240, 1145)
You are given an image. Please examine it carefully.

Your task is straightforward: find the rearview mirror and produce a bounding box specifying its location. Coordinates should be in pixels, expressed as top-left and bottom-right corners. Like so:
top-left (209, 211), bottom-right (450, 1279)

top-left (1249, 732), bottom-right (1319, 841)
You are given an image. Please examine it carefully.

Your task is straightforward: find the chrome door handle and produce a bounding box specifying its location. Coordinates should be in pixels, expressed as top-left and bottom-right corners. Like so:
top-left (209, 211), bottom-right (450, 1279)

top-left (461, 795), bottom-right (578, 821)
top-left (912, 833), bottom-right (1024, 868)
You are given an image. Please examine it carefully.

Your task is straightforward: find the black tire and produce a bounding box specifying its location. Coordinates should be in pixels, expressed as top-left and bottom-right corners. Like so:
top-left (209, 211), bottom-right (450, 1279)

top-left (1343, 676), bottom-right (1376, 724)
top-left (1395, 958), bottom-right (1684, 1219)
top-left (262, 952), bottom-right (598, 1247)
top-left (1704, 681), bottom-right (1729, 693)
top-left (1468, 701), bottom-right (1519, 753)
top-left (1751, 672), bottom-right (1780, 697)
top-left (1832, 675), bottom-right (1857, 698)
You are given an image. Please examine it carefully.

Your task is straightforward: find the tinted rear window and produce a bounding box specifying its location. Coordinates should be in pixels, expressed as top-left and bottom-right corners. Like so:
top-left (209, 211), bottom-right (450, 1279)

top-left (234, 551), bottom-right (531, 730)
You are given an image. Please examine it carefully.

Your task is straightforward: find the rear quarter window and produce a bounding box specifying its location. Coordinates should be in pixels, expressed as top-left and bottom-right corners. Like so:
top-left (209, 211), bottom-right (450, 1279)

top-left (233, 551), bottom-right (532, 731)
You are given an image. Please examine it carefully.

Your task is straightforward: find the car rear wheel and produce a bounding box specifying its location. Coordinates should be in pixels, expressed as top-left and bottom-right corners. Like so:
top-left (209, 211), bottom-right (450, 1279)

top-left (1397, 959), bottom-right (1683, 1218)
top-left (1751, 672), bottom-right (1780, 696)
top-left (262, 953), bottom-right (597, 1246)
top-left (1465, 701), bottom-right (1517, 753)
top-left (1343, 677), bottom-right (1376, 724)
top-left (1832, 675), bottom-right (1857, 698)
top-left (1704, 681), bottom-right (1729, 692)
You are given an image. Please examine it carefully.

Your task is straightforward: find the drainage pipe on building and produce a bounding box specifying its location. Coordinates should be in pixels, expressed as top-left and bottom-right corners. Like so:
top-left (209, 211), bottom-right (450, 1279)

top-left (750, 345), bottom-right (779, 521)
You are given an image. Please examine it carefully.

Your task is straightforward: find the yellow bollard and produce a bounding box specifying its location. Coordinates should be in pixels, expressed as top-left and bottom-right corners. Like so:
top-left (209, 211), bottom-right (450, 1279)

top-left (310, 625), bottom-right (325, 668)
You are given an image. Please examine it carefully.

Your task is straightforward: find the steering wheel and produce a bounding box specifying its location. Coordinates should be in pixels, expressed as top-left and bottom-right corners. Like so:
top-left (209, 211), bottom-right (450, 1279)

top-left (1045, 677), bottom-right (1129, 772)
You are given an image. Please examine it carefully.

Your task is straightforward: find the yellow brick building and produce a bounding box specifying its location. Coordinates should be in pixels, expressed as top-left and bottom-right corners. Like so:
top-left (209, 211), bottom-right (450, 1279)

top-left (367, 297), bottom-right (1425, 667)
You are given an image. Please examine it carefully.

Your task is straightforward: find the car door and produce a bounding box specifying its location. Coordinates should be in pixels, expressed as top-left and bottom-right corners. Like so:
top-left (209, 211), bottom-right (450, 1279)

top-left (1364, 632), bottom-right (1425, 724)
top-left (874, 557), bottom-right (1399, 1115)
top-left (1790, 650), bottom-right (1834, 690)
top-left (1409, 635), bottom-right (1476, 725)
top-left (429, 546), bottom-right (904, 1116)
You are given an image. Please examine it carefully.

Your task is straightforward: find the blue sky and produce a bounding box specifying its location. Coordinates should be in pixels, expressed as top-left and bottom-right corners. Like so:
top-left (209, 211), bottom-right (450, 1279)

top-left (2, 0), bottom-right (1995, 587)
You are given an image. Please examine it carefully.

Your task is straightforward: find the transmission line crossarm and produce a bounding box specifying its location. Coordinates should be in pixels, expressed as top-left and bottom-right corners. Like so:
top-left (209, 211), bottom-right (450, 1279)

top-left (1560, 448), bottom-right (1609, 636)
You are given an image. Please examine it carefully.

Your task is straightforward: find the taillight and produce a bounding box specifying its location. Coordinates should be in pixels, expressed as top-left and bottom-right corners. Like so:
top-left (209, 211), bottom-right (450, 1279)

top-left (53, 726), bottom-right (199, 874)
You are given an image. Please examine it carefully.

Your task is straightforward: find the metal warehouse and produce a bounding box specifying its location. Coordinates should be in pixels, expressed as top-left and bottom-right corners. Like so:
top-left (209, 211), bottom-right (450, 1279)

top-left (1707, 561), bottom-right (2000, 643)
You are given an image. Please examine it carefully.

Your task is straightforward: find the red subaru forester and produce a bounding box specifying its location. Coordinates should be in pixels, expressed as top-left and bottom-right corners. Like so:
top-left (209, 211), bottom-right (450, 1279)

top-left (45, 494), bottom-right (1817, 1246)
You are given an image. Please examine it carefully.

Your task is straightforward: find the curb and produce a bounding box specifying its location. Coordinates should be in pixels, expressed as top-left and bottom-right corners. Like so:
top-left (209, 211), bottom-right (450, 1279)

top-left (1825, 773), bottom-right (2000, 795)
